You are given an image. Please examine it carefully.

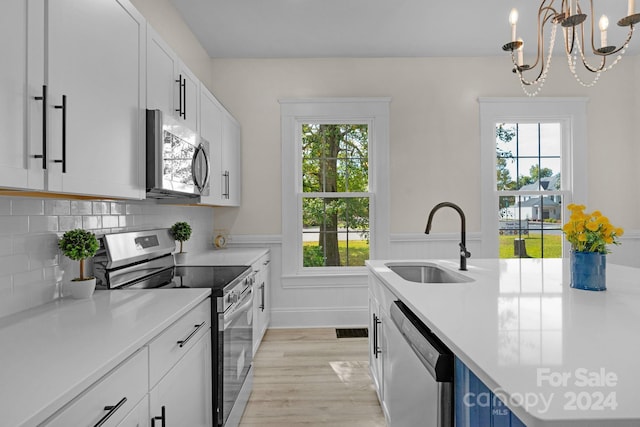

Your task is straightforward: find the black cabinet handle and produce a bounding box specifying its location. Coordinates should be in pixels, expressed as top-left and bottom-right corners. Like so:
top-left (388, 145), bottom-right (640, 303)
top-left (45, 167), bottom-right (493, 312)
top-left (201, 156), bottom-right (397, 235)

top-left (177, 322), bottom-right (206, 348)
top-left (372, 313), bottom-right (381, 359)
top-left (222, 171), bottom-right (230, 199)
top-left (53, 95), bottom-right (67, 173)
top-left (259, 282), bottom-right (265, 312)
top-left (151, 405), bottom-right (166, 427)
top-left (93, 396), bottom-right (127, 427)
top-left (33, 85), bottom-right (47, 169)
top-left (175, 75), bottom-right (185, 119)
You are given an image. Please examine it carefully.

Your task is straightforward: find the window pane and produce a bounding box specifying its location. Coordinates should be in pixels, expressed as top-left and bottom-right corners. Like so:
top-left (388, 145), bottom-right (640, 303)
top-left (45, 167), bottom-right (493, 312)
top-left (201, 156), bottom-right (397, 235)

top-left (540, 123), bottom-right (562, 157)
top-left (302, 197), bottom-right (369, 267)
top-left (301, 123), bottom-right (368, 193)
top-left (499, 195), bottom-right (563, 259)
top-left (516, 123), bottom-right (540, 157)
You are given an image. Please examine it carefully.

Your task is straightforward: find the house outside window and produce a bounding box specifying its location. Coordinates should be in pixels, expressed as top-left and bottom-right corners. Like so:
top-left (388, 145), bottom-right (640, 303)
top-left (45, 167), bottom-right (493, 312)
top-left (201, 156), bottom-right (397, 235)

top-left (281, 98), bottom-right (390, 281)
top-left (480, 98), bottom-right (588, 259)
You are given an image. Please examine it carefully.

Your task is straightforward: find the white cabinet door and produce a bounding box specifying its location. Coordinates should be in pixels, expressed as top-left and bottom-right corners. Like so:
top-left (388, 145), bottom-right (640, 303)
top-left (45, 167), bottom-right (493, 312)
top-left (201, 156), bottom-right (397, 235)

top-left (0, 1), bottom-right (44, 190)
top-left (220, 112), bottom-right (242, 206)
top-left (150, 330), bottom-right (213, 427)
top-left (199, 86), bottom-right (224, 205)
top-left (147, 26), bottom-right (179, 119)
top-left (178, 63), bottom-right (200, 132)
top-left (45, 0), bottom-right (144, 199)
top-left (44, 348), bottom-right (148, 427)
top-left (146, 25), bottom-right (199, 132)
top-left (252, 253), bottom-right (270, 355)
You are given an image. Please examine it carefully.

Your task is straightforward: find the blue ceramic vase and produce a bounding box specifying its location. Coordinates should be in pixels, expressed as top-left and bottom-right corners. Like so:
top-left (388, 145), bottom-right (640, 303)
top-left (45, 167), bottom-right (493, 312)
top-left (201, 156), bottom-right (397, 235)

top-left (570, 251), bottom-right (606, 291)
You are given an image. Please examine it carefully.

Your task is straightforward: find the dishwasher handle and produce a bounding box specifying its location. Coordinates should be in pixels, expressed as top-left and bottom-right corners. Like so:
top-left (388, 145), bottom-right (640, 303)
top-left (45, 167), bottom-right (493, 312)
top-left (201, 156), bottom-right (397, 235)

top-left (390, 300), bottom-right (453, 383)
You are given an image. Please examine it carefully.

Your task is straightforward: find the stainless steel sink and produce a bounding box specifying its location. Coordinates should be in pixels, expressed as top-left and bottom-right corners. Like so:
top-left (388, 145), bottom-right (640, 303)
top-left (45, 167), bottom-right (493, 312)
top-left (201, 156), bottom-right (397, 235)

top-left (385, 262), bottom-right (473, 284)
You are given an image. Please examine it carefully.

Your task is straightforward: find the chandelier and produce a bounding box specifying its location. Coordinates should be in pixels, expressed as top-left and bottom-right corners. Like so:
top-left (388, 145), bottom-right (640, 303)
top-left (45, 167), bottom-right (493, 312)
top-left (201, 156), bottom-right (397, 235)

top-left (503, 0), bottom-right (640, 96)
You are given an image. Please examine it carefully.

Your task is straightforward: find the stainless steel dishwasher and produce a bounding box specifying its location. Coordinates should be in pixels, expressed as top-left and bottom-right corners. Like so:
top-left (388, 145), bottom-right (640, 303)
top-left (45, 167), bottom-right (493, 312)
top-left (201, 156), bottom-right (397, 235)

top-left (387, 300), bottom-right (454, 427)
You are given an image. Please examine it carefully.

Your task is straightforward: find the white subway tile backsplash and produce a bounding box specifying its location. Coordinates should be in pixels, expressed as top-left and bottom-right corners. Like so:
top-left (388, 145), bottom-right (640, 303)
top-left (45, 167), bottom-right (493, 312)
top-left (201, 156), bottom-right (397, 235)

top-left (0, 217), bottom-right (29, 236)
top-left (13, 269), bottom-right (43, 287)
top-left (29, 216), bottom-right (59, 233)
top-left (110, 203), bottom-right (124, 215)
top-left (44, 200), bottom-right (71, 216)
top-left (0, 201), bottom-right (10, 216)
top-left (0, 195), bottom-right (214, 318)
top-left (70, 201), bottom-right (92, 215)
top-left (0, 254), bottom-right (29, 275)
top-left (101, 215), bottom-right (119, 228)
top-left (82, 216), bottom-right (102, 230)
top-left (11, 199), bottom-right (44, 216)
top-left (59, 216), bottom-right (83, 231)
top-left (92, 201), bottom-right (110, 215)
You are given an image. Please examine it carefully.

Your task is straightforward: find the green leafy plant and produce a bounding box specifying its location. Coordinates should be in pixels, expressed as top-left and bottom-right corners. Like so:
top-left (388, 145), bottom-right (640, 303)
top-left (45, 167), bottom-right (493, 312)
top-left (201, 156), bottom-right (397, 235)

top-left (170, 222), bottom-right (192, 253)
top-left (58, 229), bottom-right (99, 281)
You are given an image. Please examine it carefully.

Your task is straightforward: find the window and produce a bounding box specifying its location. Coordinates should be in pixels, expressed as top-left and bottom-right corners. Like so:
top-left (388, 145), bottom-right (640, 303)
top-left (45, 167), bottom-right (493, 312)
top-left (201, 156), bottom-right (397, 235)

top-left (301, 124), bottom-right (370, 267)
top-left (281, 99), bottom-right (390, 279)
top-left (480, 98), bottom-right (588, 259)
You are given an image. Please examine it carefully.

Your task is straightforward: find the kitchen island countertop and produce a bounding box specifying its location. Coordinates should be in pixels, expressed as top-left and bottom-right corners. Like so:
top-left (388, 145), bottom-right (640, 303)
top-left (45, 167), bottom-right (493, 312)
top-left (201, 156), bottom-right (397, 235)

top-left (367, 258), bottom-right (640, 427)
top-left (0, 288), bottom-right (211, 427)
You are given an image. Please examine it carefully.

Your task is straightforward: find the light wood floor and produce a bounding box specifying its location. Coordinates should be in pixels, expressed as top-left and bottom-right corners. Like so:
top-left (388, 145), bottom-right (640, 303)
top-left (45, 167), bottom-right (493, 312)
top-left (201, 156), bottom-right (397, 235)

top-left (239, 328), bottom-right (387, 426)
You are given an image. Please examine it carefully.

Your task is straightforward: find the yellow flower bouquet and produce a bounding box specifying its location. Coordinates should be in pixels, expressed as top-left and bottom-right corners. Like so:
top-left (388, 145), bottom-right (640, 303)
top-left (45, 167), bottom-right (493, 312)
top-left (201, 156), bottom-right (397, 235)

top-left (562, 204), bottom-right (623, 253)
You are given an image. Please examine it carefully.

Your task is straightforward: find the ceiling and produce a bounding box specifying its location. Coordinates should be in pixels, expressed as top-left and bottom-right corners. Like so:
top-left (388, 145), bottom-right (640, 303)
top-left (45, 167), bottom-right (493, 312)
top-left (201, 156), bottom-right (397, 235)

top-left (169, 0), bottom-right (637, 58)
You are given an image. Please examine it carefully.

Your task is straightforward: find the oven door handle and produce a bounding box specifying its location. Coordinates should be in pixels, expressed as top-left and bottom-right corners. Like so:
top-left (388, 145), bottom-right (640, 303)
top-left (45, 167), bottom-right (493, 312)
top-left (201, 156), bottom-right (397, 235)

top-left (223, 290), bottom-right (254, 330)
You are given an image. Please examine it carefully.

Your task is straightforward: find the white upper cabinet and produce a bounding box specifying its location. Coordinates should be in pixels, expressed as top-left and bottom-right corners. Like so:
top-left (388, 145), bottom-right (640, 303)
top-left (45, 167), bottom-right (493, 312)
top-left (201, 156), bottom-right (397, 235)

top-left (147, 26), bottom-right (199, 132)
top-left (0, 0), bottom-right (145, 199)
top-left (199, 84), bottom-right (242, 207)
top-left (199, 85), bottom-right (224, 205)
top-left (220, 111), bottom-right (242, 206)
top-left (45, 0), bottom-right (145, 199)
top-left (0, 1), bottom-right (44, 190)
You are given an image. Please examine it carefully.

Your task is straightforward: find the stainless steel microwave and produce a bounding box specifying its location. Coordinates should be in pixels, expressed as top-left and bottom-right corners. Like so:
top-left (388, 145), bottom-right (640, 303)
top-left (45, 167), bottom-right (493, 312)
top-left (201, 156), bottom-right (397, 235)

top-left (146, 109), bottom-right (210, 200)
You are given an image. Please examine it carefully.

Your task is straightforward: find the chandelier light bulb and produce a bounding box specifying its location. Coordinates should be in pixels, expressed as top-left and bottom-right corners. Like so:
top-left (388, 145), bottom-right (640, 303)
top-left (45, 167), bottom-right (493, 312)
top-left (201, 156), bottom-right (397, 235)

top-left (599, 15), bottom-right (609, 31)
top-left (510, 8), bottom-right (519, 41)
top-left (599, 15), bottom-right (609, 47)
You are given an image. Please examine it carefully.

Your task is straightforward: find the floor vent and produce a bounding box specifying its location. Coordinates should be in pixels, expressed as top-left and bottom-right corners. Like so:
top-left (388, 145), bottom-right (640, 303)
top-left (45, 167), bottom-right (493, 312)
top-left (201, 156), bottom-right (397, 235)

top-left (336, 328), bottom-right (368, 339)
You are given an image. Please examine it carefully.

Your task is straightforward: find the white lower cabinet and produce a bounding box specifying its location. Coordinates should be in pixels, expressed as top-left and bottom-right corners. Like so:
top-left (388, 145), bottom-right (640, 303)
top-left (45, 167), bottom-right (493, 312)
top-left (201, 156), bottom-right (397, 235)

top-left (150, 330), bottom-right (213, 427)
top-left (252, 251), bottom-right (271, 355)
top-left (368, 274), bottom-right (398, 423)
top-left (42, 299), bottom-right (213, 427)
top-left (43, 348), bottom-right (148, 427)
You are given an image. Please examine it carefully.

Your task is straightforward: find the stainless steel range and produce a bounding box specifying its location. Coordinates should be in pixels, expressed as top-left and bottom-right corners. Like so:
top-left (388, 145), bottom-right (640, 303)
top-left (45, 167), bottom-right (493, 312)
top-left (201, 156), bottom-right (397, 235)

top-left (93, 228), bottom-right (255, 427)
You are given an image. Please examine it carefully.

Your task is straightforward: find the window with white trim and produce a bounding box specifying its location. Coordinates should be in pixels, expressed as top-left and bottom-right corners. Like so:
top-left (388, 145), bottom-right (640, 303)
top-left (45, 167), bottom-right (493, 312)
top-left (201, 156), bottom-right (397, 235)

top-left (480, 98), bottom-right (588, 259)
top-left (281, 99), bottom-right (390, 277)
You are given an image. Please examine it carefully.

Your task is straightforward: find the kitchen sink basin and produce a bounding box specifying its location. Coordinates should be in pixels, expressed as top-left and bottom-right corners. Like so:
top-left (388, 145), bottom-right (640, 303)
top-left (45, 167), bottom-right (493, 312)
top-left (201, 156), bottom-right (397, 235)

top-left (385, 262), bottom-right (473, 284)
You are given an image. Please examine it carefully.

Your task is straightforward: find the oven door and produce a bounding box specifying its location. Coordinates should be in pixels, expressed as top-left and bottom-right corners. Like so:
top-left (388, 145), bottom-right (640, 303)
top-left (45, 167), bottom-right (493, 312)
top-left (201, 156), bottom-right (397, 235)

top-left (221, 287), bottom-right (254, 425)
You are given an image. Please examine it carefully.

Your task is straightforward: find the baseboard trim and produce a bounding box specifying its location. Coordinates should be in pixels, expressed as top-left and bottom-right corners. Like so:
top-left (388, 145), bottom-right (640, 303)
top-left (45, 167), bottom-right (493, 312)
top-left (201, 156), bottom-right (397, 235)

top-left (270, 306), bottom-right (368, 328)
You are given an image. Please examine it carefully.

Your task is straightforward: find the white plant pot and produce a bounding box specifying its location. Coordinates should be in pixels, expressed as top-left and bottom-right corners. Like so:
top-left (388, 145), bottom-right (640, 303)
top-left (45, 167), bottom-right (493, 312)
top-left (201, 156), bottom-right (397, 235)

top-left (66, 277), bottom-right (97, 299)
top-left (174, 252), bottom-right (188, 264)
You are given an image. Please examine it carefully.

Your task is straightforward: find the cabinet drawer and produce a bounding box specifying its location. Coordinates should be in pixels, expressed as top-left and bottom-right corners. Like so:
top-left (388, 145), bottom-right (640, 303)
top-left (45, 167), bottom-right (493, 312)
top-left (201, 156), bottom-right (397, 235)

top-left (44, 348), bottom-right (148, 427)
top-left (149, 299), bottom-right (211, 387)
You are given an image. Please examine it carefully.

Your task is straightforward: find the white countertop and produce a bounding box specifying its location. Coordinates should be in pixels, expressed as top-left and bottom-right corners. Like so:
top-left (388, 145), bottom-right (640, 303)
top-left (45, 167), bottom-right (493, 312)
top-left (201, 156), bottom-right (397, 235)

top-left (0, 288), bottom-right (211, 427)
top-left (178, 248), bottom-right (268, 267)
top-left (367, 258), bottom-right (640, 427)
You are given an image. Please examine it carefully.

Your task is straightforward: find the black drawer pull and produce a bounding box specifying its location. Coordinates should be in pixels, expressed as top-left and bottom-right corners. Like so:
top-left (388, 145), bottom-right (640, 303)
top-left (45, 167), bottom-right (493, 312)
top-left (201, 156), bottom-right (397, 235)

top-left (151, 405), bottom-right (166, 427)
top-left (93, 396), bottom-right (127, 427)
top-left (53, 95), bottom-right (67, 173)
top-left (33, 85), bottom-right (47, 169)
top-left (177, 322), bottom-right (206, 348)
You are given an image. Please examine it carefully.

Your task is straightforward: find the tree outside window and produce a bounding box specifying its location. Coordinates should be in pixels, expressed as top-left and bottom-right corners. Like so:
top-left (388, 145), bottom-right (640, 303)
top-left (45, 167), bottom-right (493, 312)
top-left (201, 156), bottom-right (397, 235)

top-left (301, 124), bottom-right (370, 267)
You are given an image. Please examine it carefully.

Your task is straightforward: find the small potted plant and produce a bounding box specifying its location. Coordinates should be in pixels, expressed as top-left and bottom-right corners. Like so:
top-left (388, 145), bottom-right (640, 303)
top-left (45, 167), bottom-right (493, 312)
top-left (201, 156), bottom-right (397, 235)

top-left (58, 229), bottom-right (100, 299)
top-left (170, 221), bottom-right (192, 264)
